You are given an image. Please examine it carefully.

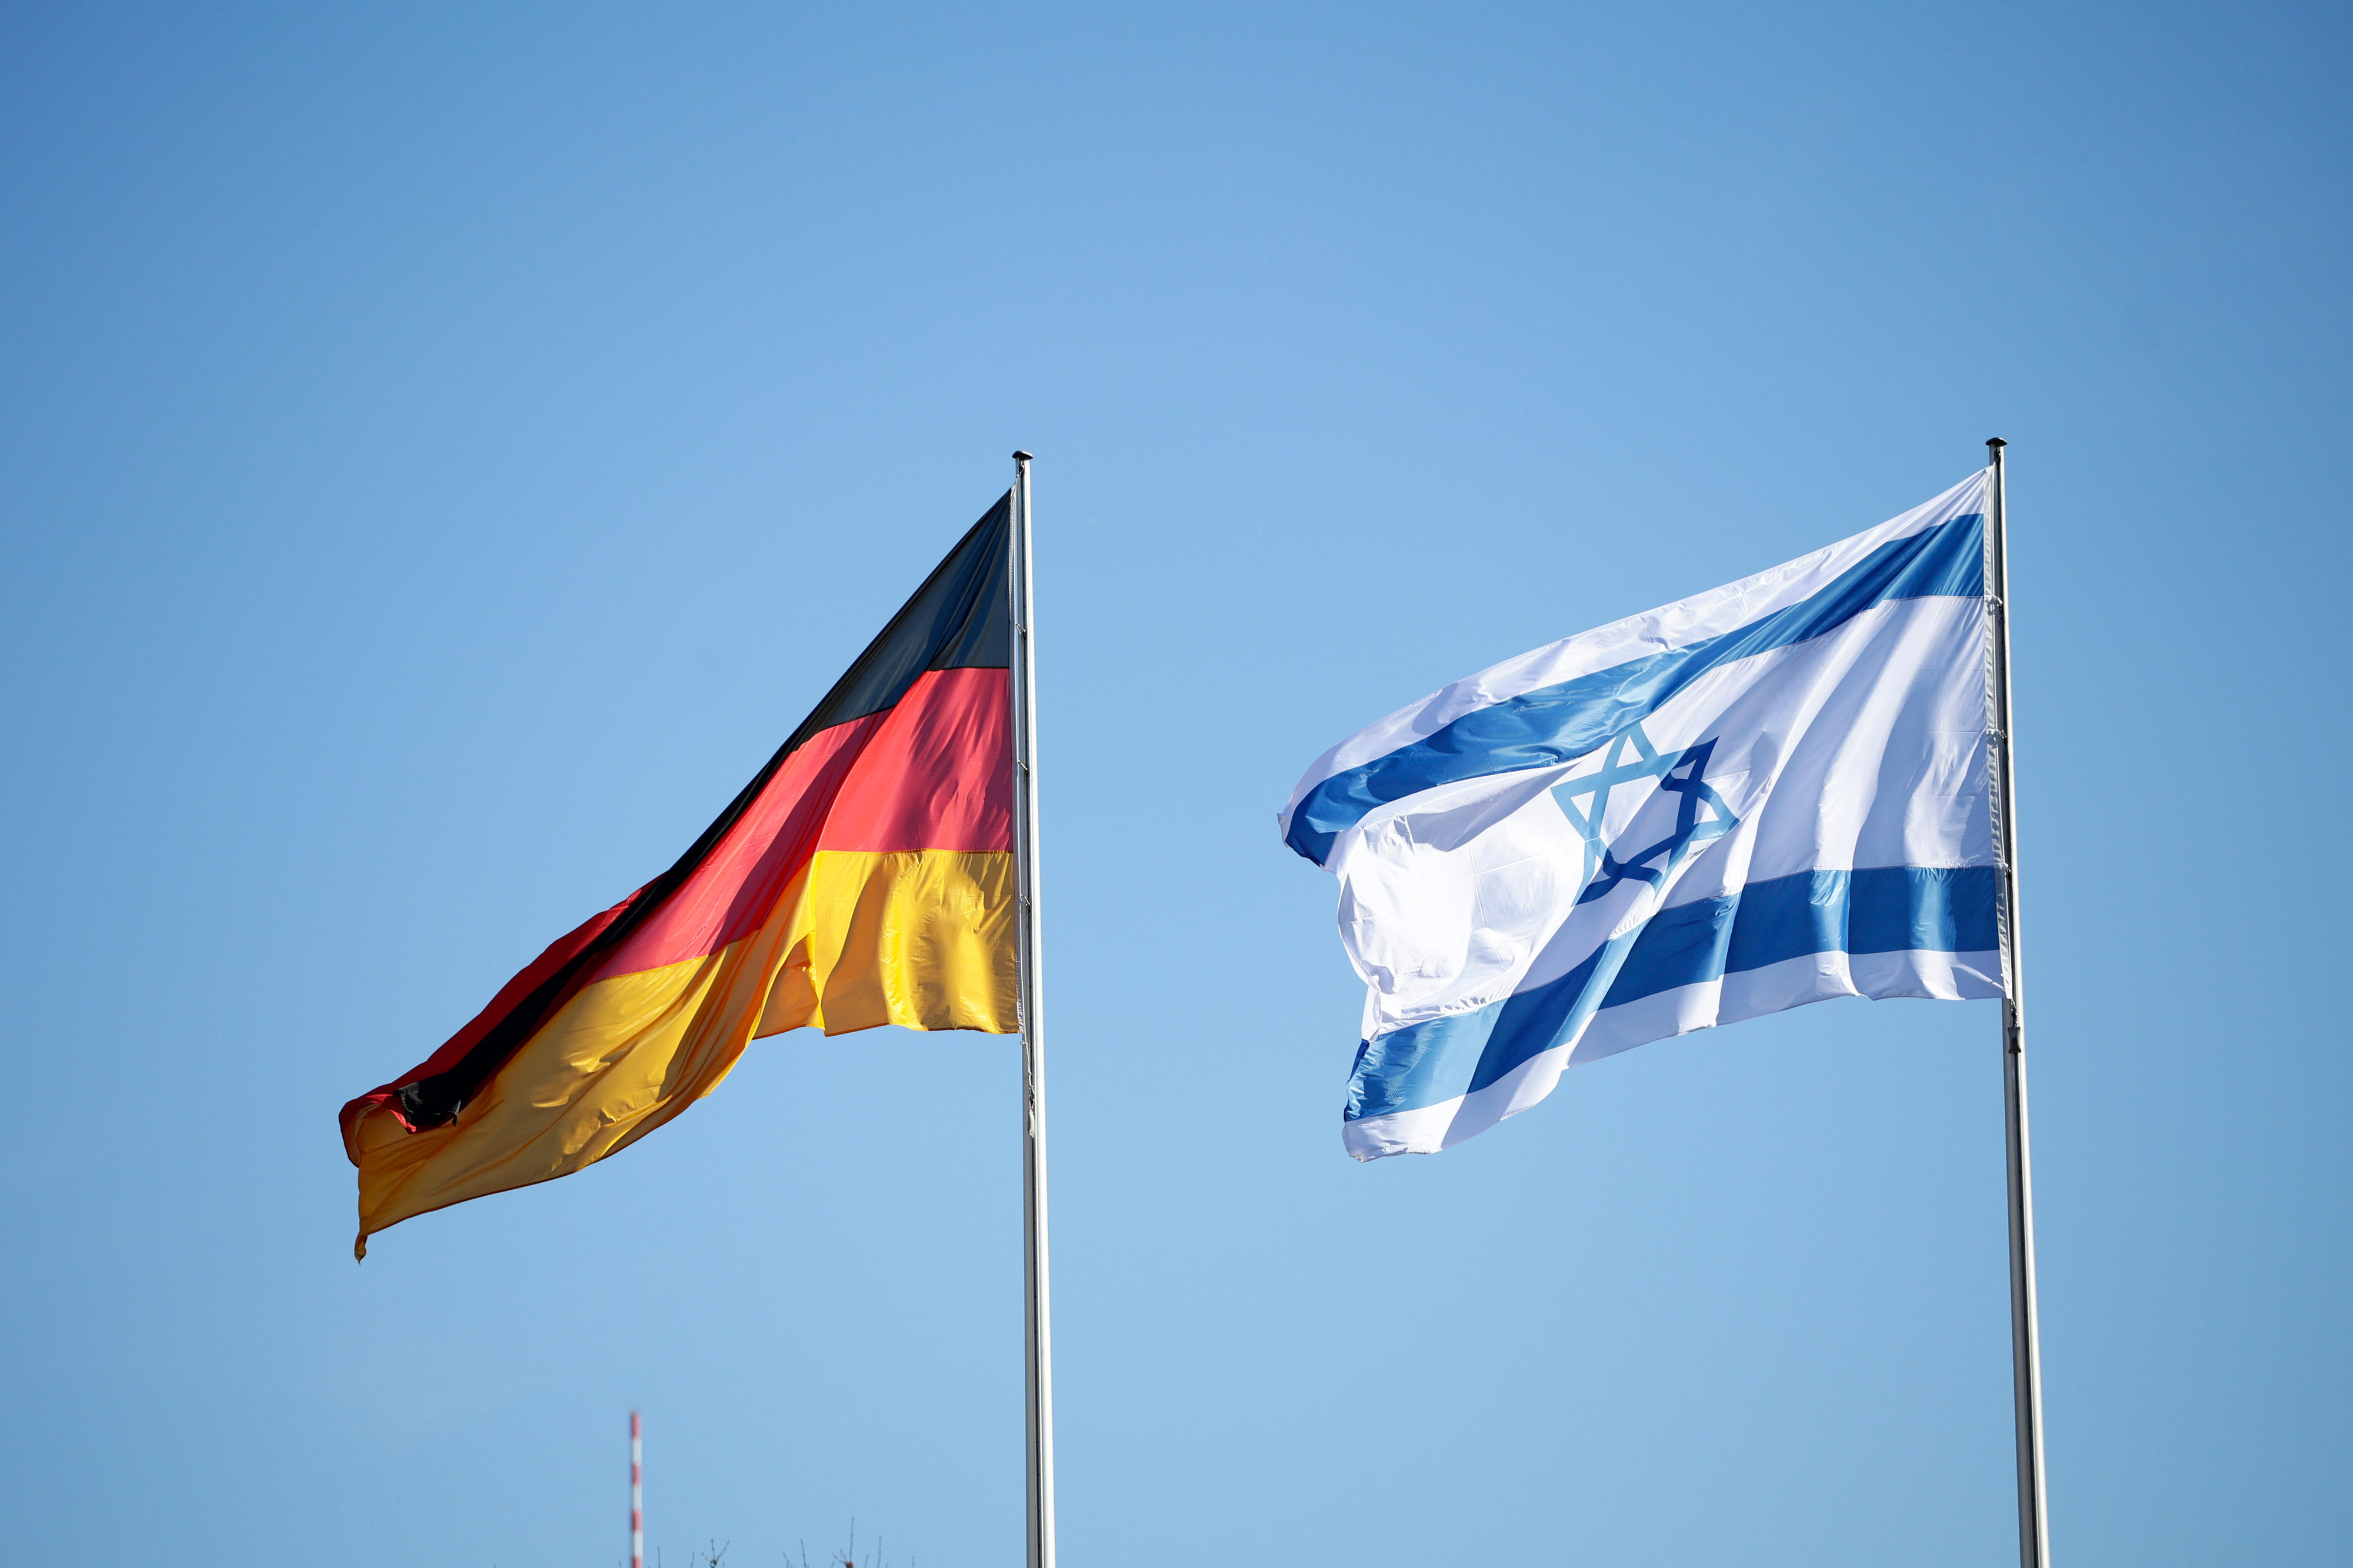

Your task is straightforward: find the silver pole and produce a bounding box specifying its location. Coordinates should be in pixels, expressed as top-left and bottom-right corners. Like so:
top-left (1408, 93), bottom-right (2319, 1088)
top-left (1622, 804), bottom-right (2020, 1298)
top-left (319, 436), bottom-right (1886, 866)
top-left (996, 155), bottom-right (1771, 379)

top-left (1986, 437), bottom-right (2050, 1568)
top-left (1008, 450), bottom-right (1058, 1568)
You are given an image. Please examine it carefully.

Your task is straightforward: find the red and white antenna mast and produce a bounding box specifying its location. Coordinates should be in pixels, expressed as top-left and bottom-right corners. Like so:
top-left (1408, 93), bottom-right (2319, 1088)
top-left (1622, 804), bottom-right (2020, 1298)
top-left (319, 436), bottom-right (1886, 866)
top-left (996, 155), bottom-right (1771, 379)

top-left (629, 1410), bottom-right (644, 1568)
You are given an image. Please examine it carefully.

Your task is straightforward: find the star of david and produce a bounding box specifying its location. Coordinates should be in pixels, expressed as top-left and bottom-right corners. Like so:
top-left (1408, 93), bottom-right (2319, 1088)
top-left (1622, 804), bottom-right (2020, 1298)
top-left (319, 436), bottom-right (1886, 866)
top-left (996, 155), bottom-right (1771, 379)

top-left (1549, 723), bottom-right (1739, 904)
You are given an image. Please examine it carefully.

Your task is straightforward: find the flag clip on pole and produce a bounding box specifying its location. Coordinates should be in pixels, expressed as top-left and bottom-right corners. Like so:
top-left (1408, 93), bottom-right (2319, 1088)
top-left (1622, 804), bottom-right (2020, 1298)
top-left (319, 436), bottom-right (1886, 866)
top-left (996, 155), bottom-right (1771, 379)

top-left (1009, 451), bottom-right (1058, 1568)
top-left (1987, 438), bottom-right (2051, 1568)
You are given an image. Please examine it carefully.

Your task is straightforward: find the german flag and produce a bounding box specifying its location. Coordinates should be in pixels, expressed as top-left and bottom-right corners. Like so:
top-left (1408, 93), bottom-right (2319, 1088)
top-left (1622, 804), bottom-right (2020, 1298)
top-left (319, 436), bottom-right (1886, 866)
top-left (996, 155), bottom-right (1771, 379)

top-left (341, 496), bottom-right (1018, 1257)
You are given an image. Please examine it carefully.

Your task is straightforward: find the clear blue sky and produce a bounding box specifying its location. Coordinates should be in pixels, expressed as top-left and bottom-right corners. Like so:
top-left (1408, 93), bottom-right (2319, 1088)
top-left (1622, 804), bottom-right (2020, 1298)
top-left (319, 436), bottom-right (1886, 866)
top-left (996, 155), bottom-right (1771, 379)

top-left (2, 4), bottom-right (2346, 1564)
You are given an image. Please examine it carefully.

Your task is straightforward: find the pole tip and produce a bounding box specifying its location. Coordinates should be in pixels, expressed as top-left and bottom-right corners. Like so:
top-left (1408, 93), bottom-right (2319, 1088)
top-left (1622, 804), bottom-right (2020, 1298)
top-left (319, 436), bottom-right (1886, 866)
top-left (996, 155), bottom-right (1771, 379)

top-left (1012, 449), bottom-right (1034, 463)
top-left (1985, 437), bottom-right (2007, 452)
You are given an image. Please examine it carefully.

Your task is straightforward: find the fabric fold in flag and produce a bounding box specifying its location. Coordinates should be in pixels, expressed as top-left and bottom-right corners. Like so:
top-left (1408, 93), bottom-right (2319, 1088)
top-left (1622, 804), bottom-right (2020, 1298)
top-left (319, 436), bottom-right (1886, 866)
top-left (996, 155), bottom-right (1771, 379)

top-left (1278, 471), bottom-right (2006, 1160)
top-left (341, 497), bottom-right (1018, 1255)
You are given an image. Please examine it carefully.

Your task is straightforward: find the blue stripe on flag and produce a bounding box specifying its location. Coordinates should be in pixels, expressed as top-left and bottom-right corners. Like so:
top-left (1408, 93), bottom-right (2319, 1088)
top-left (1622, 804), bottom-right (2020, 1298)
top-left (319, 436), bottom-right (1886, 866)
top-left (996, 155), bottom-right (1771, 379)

top-left (1343, 865), bottom-right (1998, 1124)
top-left (1287, 515), bottom-right (1984, 866)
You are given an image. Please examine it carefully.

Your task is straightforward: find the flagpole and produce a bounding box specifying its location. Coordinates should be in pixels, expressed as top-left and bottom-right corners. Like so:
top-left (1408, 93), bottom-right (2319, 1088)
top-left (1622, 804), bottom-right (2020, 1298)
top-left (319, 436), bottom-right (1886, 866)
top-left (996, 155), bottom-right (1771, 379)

top-left (1008, 450), bottom-right (1058, 1568)
top-left (1985, 438), bottom-right (2050, 1568)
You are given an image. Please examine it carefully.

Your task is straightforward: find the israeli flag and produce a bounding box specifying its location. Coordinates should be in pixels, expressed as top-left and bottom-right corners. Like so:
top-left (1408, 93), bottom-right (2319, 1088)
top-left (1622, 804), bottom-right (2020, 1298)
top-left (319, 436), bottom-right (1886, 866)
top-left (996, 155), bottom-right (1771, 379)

top-left (1279, 471), bottom-right (2006, 1160)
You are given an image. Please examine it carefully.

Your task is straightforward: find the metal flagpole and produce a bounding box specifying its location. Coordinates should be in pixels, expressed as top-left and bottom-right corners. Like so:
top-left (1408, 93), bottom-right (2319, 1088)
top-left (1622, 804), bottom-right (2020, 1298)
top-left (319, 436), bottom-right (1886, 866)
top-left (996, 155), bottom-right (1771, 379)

top-left (1008, 451), bottom-right (1058, 1568)
top-left (1985, 438), bottom-right (2050, 1568)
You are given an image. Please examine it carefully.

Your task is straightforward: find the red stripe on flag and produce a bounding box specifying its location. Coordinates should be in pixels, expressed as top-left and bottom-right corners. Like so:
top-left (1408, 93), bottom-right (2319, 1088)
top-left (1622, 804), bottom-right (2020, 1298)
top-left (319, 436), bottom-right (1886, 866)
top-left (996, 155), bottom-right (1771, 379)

top-left (589, 713), bottom-right (884, 980)
top-left (816, 667), bottom-right (1012, 854)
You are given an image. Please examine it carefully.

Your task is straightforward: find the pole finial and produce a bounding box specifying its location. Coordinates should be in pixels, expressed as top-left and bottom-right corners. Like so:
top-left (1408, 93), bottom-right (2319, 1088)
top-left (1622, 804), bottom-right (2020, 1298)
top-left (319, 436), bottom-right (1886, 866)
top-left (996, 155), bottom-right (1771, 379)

top-left (1986, 437), bottom-right (2007, 452)
top-left (1012, 450), bottom-right (1035, 463)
